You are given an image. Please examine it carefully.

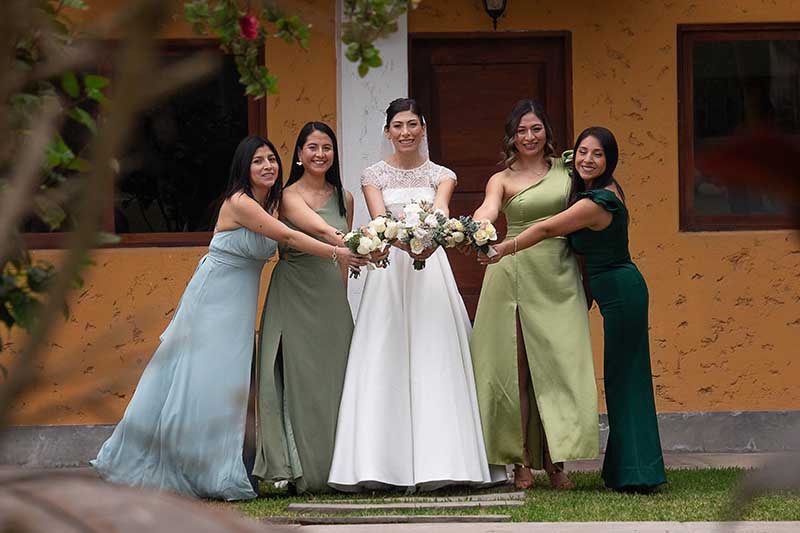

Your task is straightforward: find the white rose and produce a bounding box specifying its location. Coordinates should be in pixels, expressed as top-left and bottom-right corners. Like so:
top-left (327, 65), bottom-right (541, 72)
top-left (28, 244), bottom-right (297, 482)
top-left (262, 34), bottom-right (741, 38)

top-left (371, 236), bottom-right (382, 250)
top-left (368, 216), bottom-right (387, 234)
top-left (410, 237), bottom-right (425, 255)
top-left (403, 203), bottom-right (422, 216)
top-left (357, 236), bottom-right (373, 255)
top-left (397, 228), bottom-right (409, 241)
top-left (452, 231), bottom-right (465, 243)
top-left (384, 221), bottom-right (398, 239)
top-left (424, 214), bottom-right (439, 227)
top-left (485, 222), bottom-right (498, 240)
top-left (414, 227), bottom-right (428, 240)
top-left (451, 219), bottom-right (464, 232)
top-left (405, 213), bottom-right (421, 227)
top-left (474, 229), bottom-right (488, 246)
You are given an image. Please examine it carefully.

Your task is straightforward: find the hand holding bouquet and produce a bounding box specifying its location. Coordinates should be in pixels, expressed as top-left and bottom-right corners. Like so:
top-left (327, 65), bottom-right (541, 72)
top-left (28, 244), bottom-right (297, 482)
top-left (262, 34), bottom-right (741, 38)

top-left (396, 201), bottom-right (444, 270)
top-left (460, 216), bottom-right (499, 256)
top-left (342, 214), bottom-right (399, 278)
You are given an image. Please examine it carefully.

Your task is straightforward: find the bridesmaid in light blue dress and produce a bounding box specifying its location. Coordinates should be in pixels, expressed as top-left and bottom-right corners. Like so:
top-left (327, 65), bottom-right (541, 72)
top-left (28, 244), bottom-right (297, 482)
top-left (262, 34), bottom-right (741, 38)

top-left (91, 136), bottom-right (367, 501)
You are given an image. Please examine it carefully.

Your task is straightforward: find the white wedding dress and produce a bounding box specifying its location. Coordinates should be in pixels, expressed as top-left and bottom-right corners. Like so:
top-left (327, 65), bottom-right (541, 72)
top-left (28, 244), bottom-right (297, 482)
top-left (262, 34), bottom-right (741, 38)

top-left (328, 159), bottom-right (506, 491)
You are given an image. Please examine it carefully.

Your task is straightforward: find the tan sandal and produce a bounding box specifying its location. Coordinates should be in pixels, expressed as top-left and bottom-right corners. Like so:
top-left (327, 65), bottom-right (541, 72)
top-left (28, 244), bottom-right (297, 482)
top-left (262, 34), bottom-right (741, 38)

top-left (513, 464), bottom-right (535, 490)
top-left (546, 468), bottom-right (575, 490)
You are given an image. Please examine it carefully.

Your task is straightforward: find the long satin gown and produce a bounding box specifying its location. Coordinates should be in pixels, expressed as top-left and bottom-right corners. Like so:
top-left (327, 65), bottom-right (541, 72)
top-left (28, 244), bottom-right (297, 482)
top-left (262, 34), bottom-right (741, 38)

top-left (91, 227), bottom-right (276, 501)
top-left (470, 156), bottom-right (599, 469)
top-left (254, 193), bottom-right (353, 494)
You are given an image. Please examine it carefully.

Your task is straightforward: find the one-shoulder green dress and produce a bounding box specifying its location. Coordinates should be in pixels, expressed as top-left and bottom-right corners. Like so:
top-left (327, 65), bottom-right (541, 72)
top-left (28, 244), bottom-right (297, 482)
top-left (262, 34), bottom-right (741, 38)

top-left (569, 189), bottom-right (666, 490)
top-left (254, 193), bottom-right (352, 493)
top-left (471, 157), bottom-right (599, 469)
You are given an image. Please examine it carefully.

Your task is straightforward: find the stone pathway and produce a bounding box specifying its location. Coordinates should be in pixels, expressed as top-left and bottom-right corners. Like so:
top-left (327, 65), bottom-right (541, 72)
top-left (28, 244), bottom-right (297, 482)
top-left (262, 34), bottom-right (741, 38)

top-left (282, 489), bottom-right (524, 524)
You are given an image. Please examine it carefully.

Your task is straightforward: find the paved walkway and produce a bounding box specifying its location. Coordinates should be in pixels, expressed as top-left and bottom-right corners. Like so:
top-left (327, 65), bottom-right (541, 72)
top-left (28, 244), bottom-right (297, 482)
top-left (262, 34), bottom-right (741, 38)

top-left (285, 523), bottom-right (800, 532)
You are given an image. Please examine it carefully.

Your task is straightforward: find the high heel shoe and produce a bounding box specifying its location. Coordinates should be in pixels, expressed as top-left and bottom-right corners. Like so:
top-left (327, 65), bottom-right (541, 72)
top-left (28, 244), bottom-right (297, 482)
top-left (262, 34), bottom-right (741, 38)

top-left (513, 464), bottom-right (534, 490)
top-left (546, 468), bottom-right (575, 490)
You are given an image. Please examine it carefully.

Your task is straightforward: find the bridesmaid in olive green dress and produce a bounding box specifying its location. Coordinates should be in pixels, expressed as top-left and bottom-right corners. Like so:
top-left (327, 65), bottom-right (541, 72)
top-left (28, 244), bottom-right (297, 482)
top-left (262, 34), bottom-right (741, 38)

top-left (254, 122), bottom-right (359, 494)
top-left (478, 126), bottom-right (667, 492)
top-left (470, 100), bottom-right (599, 490)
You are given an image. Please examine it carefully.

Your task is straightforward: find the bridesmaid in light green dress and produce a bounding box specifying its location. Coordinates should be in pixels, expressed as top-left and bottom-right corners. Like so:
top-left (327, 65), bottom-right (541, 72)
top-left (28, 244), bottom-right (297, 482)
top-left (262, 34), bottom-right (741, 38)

top-left (254, 122), bottom-right (358, 494)
top-left (470, 100), bottom-right (599, 490)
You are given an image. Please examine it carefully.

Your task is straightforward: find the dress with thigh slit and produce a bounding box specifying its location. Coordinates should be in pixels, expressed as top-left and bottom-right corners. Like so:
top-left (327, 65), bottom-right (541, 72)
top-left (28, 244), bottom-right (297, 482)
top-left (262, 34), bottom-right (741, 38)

top-left (470, 156), bottom-right (599, 469)
top-left (253, 193), bottom-right (353, 493)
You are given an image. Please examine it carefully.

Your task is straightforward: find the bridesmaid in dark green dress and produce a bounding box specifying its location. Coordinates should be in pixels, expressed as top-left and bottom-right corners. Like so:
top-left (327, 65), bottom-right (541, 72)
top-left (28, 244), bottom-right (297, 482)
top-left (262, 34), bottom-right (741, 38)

top-left (477, 126), bottom-right (667, 492)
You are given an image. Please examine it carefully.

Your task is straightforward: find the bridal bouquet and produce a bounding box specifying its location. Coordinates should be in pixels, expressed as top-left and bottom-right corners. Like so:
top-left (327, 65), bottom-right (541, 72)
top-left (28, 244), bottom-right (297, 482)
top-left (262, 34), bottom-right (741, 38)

top-left (459, 216), bottom-right (499, 255)
top-left (397, 201), bottom-right (467, 270)
top-left (342, 214), bottom-right (399, 278)
top-left (396, 201), bottom-right (440, 270)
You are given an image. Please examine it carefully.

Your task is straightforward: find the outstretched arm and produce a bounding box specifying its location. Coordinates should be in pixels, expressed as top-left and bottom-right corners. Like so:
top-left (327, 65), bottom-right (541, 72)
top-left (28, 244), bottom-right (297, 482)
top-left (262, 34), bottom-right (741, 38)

top-left (281, 189), bottom-right (345, 246)
top-left (228, 194), bottom-right (367, 269)
top-left (478, 198), bottom-right (611, 264)
top-left (432, 177), bottom-right (455, 217)
top-left (472, 173), bottom-right (504, 223)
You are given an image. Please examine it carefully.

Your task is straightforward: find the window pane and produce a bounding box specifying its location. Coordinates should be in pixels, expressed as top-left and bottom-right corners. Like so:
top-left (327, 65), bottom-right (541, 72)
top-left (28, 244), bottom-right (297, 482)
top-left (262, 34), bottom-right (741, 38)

top-left (115, 50), bottom-right (249, 234)
top-left (692, 38), bottom-right (800, 217)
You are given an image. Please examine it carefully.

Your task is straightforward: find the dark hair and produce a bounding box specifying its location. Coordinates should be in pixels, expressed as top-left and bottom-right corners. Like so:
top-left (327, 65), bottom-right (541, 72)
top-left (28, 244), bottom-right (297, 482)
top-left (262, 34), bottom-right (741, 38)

top-left (222, 135), bottom-right (282, 213)
top-left (286, 122), bottom-right (346, 216)
top-left (385, 98), bottom-right (426, 128)
top-left (500, 99), bottom-right (556, 169)
top-left (567, 126), bottom-right (625, 206)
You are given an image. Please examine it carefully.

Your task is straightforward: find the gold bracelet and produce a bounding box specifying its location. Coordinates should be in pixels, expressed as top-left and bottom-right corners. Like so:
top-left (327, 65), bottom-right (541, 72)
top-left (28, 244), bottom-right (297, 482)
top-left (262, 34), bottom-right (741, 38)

top-left (511, 237), bottom-right (518, 256)
top-left (331, 245), bottom-right (338, 264)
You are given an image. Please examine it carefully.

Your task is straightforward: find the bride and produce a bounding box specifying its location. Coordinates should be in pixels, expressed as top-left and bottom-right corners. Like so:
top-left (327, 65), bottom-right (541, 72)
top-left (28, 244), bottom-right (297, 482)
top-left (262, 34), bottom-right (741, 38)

top-left (328, 98), bottom-right (505, 491)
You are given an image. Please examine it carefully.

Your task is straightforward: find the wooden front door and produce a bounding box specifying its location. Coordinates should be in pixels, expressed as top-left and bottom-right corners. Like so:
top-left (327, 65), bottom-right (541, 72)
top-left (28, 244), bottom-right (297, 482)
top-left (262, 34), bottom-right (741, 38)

top-left (410, 32), bottom-right (572, 319)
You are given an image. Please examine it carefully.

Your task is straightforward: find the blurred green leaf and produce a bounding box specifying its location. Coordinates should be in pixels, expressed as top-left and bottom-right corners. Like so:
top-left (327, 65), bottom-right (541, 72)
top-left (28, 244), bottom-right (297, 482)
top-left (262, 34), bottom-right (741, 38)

top-left (61, 72), bottom-right (80, 97)
top-left (62, 0), bottom-right (89, 10)
top-left (67, 107), bottom-right (97, 133)
top-left (45, 136), bottom-right (75, 169)
top-left (83, 74), bottom-right (109, 91)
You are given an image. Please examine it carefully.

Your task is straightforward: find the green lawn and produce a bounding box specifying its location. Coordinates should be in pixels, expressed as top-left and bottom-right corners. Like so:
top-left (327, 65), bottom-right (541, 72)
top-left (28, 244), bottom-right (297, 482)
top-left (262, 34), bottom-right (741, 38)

top-left (228, 468), bottom-right (800, 522)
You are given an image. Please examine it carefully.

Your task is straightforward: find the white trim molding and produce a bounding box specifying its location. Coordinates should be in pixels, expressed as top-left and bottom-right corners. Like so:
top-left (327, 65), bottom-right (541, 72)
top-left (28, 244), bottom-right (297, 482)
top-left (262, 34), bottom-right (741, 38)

top-left (336, 1), bottom-right (408, 315)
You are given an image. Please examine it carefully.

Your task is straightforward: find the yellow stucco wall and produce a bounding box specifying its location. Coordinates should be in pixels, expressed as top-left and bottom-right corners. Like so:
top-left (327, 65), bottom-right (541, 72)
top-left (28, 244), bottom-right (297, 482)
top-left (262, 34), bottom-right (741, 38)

top-left (408, 0), bottom-right (800, 413)
top-left (5, 0), bottom-right (799, 426)
top-left (4, 0), bottom-right (336, 425)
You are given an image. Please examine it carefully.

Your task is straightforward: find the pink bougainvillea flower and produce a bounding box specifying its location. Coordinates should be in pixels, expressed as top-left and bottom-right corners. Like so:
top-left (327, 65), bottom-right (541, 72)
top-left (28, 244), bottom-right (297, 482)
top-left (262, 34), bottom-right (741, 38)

top-left (239, 15), bottom-right (258, 40)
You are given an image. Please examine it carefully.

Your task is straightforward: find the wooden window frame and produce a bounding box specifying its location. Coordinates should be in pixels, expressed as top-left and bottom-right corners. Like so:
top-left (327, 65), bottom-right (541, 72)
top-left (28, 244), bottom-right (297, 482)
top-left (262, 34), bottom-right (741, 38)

top-left (678, 23), bottom-right (800, 232)
top-left (24, 38), bottom-right (267, 249)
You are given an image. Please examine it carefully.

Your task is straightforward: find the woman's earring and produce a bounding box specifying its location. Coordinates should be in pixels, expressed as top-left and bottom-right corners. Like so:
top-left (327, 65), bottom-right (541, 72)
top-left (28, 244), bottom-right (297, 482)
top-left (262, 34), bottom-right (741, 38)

top-left (295, 161), bottom-right (303, 166)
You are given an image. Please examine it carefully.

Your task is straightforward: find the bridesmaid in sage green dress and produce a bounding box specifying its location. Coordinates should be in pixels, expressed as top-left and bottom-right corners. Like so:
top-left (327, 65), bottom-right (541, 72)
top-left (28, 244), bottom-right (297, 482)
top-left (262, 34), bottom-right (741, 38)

top-left (478, 126), bottom-right (667, 492)
top-left (91, 136), bottom-right (366, 500)
top-left (469, 100), bottom-right (598, 490)
top-left (254, 122), bottom-right (357, 494)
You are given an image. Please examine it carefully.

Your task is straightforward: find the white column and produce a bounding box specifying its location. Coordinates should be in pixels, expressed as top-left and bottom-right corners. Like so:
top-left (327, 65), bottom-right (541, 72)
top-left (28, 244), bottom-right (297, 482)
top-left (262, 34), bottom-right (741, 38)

top-left (336, 2), bottom-right (408, 316)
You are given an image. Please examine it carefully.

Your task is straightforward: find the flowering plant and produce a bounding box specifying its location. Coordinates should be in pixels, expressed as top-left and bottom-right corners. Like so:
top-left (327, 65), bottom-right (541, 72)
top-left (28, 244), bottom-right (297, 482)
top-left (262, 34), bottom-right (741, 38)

top-left (342, 214), bottom-right (398, 278)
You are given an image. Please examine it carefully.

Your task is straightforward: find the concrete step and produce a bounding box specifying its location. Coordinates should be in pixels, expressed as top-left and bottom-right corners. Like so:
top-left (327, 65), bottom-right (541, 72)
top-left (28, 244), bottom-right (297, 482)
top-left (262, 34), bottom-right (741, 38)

top-left (263, 514), bottom-right (512, 525)
top-left (287, 500), bottom-right (524, 513)
top-left (311, 490), bottom-right (525, 504)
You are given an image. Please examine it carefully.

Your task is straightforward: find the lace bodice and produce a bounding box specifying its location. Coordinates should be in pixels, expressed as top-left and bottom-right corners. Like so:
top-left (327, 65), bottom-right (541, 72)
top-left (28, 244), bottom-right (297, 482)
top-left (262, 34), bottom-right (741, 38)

top-left (361, 160), bottom-right (457, 214)
top-left (361, 160), bottom-right (456, 190)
